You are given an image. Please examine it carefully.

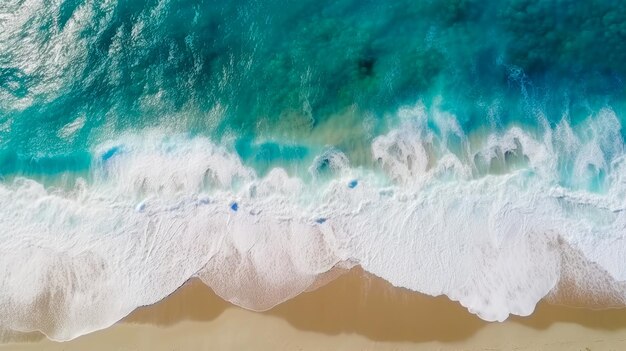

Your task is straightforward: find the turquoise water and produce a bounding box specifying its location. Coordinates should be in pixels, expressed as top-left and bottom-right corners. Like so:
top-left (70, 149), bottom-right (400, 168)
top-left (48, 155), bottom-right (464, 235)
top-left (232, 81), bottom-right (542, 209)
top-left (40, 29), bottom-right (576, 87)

top-left (2, 0), bottom-right (626, 182)
top-left (2, 0), bottom-right (626, 341)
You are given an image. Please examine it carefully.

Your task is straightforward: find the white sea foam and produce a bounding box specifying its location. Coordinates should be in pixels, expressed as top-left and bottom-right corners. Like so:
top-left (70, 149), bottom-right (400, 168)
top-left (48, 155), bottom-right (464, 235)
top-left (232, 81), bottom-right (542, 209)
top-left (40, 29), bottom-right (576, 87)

top-left (2, 105), bottom-right (626, 341)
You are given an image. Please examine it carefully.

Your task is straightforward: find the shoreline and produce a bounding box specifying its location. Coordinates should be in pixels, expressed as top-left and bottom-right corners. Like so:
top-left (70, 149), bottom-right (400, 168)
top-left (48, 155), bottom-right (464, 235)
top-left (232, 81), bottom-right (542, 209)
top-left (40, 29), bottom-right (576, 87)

top-left (3, 268), bottom-right (626, 350)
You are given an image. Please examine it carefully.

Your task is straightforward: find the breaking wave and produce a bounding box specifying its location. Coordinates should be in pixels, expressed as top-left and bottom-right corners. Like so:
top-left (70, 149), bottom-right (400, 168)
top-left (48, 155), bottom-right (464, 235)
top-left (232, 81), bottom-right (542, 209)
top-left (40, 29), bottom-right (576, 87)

top-left (2, 104), bottom-right (626, 341)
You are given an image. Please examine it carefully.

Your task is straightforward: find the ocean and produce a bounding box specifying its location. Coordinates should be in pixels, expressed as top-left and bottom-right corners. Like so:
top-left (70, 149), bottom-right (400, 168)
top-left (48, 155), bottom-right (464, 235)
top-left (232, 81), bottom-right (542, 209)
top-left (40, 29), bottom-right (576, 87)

top-left (2, 0), bottom-right (626, 341)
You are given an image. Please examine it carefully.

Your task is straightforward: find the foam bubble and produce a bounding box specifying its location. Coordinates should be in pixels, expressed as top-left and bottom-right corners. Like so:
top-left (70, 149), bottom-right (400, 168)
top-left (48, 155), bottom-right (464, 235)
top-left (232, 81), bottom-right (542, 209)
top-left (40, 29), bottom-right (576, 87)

top-left (308, 148), bottom-right (350, 179)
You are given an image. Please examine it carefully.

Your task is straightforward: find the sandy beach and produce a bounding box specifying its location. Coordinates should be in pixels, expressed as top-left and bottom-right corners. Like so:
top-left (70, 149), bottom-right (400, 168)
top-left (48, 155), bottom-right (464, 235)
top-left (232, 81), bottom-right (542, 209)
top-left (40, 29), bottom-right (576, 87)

top-left (2, 268), bottom-right (626, 350)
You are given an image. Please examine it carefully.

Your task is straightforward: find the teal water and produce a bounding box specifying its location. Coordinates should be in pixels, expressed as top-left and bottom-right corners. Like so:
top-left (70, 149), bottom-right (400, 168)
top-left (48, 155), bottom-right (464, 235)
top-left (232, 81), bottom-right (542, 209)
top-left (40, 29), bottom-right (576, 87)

top-left (3, 0), bottom-right (626, 342)
top-left (2, 0), bottom-right (626, 182)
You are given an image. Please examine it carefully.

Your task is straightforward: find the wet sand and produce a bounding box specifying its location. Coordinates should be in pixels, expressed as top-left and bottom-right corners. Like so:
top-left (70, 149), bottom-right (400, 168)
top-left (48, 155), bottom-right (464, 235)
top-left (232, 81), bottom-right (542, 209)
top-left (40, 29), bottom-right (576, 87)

top-left (3, 268), bottom-right (626, 350)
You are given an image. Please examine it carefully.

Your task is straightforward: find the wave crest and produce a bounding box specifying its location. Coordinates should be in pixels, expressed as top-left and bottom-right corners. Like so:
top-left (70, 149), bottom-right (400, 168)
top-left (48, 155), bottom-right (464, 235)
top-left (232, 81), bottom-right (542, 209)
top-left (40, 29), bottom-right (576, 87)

top-left (2, 106), bottom-right (626, 341)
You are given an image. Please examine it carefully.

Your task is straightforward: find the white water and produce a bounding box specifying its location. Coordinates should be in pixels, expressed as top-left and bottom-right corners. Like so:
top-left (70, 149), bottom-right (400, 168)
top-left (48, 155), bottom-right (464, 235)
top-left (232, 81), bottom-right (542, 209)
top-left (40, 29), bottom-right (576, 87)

top-left (2, 104), bottom-right (626, 341)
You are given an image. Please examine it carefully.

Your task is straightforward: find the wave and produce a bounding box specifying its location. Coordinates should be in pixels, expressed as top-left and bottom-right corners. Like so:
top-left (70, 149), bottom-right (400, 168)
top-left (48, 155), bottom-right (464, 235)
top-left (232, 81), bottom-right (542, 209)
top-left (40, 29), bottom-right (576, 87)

top-left (1, 103), bottom-right (626, 341)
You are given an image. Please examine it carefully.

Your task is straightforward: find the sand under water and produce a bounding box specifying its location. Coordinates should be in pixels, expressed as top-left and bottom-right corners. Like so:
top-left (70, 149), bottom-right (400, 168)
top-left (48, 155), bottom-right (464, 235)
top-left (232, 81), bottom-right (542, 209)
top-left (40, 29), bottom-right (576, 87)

top-left (2, 269), bottom-right (626, 350)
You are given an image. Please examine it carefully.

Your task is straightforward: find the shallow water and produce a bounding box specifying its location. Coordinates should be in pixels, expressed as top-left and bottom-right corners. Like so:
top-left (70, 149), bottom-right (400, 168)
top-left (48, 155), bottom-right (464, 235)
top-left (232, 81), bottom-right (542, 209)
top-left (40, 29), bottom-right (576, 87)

top-left (2, 0), bottom-right (626, 341)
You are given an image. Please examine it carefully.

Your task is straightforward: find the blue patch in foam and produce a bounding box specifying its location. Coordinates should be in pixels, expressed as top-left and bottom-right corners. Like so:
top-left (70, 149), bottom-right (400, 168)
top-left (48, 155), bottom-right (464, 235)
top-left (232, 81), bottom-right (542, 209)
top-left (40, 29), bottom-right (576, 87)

top-left (101, 146), bottom-right (121, 161)
top-left (230, 202), bottom-right (238, 212)
top-left (348, 179), bottom-right (358, 189)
